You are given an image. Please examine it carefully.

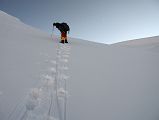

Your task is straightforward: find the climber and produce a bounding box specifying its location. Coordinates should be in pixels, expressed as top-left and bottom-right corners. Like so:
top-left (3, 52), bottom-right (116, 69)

top-left (53, 22), bottom-right (70, 44)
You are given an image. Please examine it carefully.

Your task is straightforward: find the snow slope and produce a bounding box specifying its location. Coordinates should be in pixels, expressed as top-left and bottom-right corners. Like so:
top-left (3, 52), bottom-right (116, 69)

top-left (0, 10), bottom-right (58, 120)
top-left (0, 10), bottom-right (159, 120)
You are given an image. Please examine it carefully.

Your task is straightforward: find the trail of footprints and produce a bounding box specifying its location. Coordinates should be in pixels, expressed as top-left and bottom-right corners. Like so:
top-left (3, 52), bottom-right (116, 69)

top-left (19, 44), bottom-right (71, 120)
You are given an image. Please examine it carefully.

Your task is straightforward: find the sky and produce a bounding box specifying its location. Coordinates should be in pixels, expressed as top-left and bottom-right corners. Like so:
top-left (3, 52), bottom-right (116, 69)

top-left (0, 0), bottom-right (159, 44)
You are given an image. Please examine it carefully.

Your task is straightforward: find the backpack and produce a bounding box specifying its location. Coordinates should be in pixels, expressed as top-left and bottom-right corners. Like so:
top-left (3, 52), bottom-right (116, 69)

top-left (61, 23), bottom-right (70, 32)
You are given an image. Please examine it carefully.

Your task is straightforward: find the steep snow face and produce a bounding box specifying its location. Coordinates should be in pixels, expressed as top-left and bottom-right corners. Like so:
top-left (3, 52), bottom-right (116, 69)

top-left (0, 10), bottom-right (159, 120)
top-left (0, 10), bottom-right (57, 120)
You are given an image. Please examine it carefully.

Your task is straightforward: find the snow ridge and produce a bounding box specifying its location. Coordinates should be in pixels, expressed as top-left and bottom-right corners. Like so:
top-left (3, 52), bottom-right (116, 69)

top-left (0, 10), bottom-right (21, 22)
top-left (7, 40), bottom-right (71, 120)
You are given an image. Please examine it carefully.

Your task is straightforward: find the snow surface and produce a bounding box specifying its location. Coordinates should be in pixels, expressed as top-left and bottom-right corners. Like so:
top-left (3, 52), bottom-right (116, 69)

top-left (0, 10), bottom-right (159, 120)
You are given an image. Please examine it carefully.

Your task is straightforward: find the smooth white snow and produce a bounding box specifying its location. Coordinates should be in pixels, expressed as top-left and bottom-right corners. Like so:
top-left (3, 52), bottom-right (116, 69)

top-left (0, 91), bottom-right (3, 96)
top-left (0, 10), bottom-right (159, 120)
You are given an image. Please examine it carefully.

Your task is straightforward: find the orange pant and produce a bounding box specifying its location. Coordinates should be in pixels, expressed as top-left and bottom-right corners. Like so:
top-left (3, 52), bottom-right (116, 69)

top-left (61, 36), bottom-right (67, 41)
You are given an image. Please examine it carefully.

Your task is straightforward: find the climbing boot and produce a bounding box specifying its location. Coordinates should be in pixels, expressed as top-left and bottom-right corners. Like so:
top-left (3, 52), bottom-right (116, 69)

top-left (60, 40), bottom-right (64, 44)
top-left (65, 39), bottom-right (68, 43)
